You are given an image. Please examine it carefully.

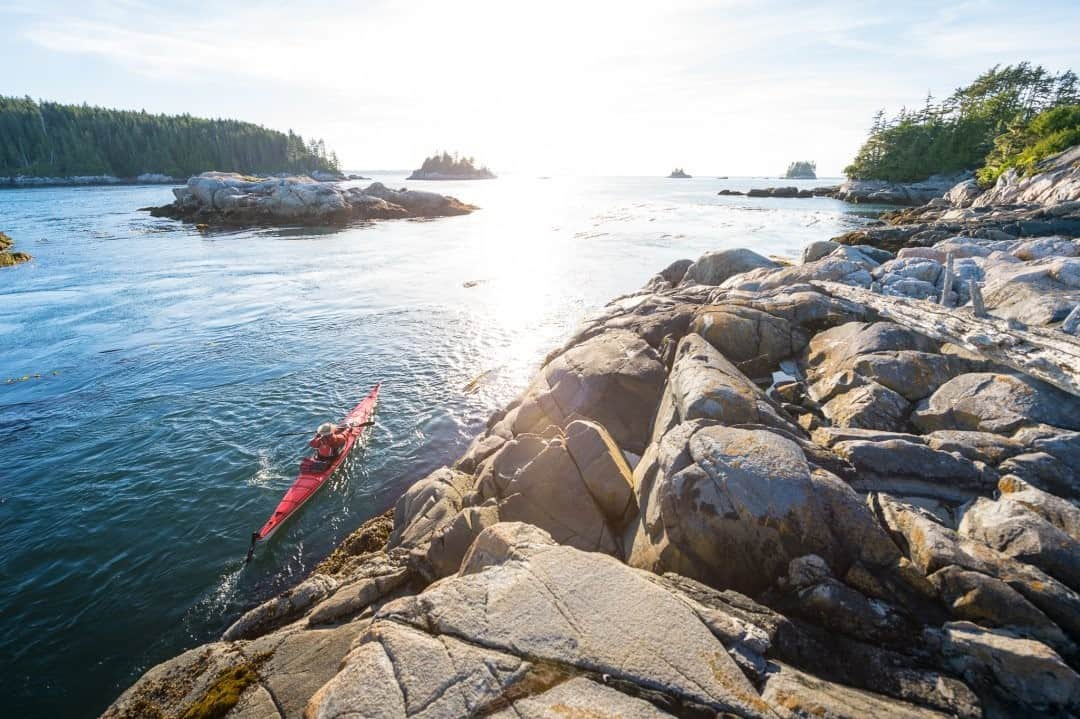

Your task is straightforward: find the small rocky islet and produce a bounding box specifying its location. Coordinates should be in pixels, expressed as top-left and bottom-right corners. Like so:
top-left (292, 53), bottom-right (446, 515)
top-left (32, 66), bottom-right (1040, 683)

top-left (147, 171), bottom-right (476, 226)
top-left (105, 148), bottom-right (1080, 718)
top-left (406, 153), bottom-right (495, 181)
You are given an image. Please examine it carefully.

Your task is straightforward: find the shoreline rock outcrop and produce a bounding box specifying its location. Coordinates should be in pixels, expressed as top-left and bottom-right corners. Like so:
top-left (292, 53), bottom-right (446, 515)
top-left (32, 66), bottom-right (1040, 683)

top-left (147, 172), bottom-right (477, 226)
top-left (0, 231), bottom-right (31, 267)
top-left (834, 173), bottom-right (971, 206)
top-left (105, 155), bottom-right (1080, 718)
top-left (833, 147), bottom-right (1080, 254)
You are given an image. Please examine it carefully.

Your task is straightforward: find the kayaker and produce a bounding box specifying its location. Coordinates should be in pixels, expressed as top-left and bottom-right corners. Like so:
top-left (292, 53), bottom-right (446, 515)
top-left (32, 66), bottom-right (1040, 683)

top-left (309, 423), bottom-right (347, 461)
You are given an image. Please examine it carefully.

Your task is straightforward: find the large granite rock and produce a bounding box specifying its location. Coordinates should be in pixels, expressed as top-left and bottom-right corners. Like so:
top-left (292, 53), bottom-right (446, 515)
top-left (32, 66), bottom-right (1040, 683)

top-left (820, 381), bottom-right (911, 431)
top-left (721, 255), bottom-right (873, 293)
top-left (959, 494), bottom-right (1080, 591)
top-left (651, 333), bottom-right (798, 438)
top-left (913, 372), bottom-right (1080, 434)
top-left (513, 329), bottom-right (666, 454)
top-left (473, 427), bottom-right (627, 557)
top-left (690, 304), bottom-right (803, 382)
top-left (874, 494), bottom-right (1080, 643)
top-left (933, 621), bottom-right (1080, 713)
top-left (626, 424), bottom-right (897, 595)
top-left (833, 438), bottom-right (993, 502)
top-left (389, 467), bottom-right (473, 549)
top-left (680, 247), bottom-right (777, 286)
top-left (980, 255), bottom-right (1080, 324)
top-left (998, 475), bottom-right (1080, 538)
top-left (762, 662), bottom-right (954, 719)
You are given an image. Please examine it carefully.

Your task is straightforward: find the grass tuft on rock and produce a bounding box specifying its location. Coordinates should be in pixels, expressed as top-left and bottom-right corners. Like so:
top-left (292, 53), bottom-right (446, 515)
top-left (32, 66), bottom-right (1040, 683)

top-left (315, 507), bottom-right (394, 576)
top-left (179, 665), bottom-right (259, 719)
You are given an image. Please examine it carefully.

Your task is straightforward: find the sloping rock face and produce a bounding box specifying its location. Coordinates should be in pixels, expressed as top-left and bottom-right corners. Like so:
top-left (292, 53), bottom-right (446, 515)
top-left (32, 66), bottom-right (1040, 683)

top-left (147, 172), bottom-right (476, 226)
top-left (973, 145), bottom-right (1080, 208)
top-left (106, 245), bottom-right (1080, 719)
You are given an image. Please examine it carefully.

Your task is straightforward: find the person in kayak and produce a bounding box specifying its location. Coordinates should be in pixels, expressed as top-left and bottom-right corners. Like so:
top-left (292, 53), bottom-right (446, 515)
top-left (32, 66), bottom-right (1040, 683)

top-left (310, 423), bottom-right (348, 461)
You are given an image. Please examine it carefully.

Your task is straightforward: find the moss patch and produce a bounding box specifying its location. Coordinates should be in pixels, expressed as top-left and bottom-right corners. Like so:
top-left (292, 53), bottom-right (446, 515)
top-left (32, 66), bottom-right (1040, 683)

top-left (315, 507), bottom-right (394, 576)
top-left (179, 664), bottom-right (260, 719)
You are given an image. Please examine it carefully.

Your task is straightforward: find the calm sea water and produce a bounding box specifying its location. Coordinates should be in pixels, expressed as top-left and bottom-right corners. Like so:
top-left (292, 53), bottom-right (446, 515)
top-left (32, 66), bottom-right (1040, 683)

top-left (0, 173), bottom-right (877, 718)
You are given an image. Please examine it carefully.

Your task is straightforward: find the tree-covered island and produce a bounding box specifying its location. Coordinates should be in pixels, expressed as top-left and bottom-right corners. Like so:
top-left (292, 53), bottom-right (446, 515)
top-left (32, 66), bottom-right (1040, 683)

top-left (407, 152), bottom-right (495, 180)
top-left (0, 97), bottom-right (340, 183)
top-left (784, 161), bottom-right (817, 179)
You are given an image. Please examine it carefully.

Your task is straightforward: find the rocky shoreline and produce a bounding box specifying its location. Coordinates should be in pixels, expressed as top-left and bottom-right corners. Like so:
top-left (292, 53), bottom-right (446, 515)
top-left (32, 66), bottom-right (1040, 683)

top-left (105, 153), bottom-right (1080, 719)
top-left (405, 170), bottom-right (496, 181)
top-left (1, 173), bottom-right (182, 188)
top-left (735, 173), bottom-right (971, 205)
top-left (147, 172), bottom-right (477, 226)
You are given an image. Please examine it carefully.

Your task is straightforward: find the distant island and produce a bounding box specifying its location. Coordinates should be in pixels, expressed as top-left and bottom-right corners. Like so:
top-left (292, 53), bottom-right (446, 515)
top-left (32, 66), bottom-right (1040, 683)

top-left (784, 161), bottom-right (817, 179)
top-left (0, 97), bottom-right (339, 185)
top-left (668, 168), bottom-right (691, 178)
top-left (407, 152), bottom-right (495, 180)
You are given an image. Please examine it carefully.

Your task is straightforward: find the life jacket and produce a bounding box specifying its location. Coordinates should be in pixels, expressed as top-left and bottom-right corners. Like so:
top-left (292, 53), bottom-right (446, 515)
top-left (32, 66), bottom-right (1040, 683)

top-left (312, 433), bottom-right (344, 459)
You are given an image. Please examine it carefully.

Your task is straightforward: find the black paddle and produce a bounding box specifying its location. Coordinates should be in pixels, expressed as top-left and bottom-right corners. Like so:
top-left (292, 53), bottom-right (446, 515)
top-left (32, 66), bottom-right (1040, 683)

top-left (273, 420), bottom-right (375, 437)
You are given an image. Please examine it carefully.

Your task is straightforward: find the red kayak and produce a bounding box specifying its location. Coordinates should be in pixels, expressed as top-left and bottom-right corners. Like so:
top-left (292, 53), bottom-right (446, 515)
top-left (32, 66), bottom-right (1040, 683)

top-left (246, 384), bottom-right (380, 561)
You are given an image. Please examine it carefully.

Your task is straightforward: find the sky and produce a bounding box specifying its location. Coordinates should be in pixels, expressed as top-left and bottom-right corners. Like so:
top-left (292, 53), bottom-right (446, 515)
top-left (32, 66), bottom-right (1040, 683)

top-left (1, 0), bottom-right (1077, 176)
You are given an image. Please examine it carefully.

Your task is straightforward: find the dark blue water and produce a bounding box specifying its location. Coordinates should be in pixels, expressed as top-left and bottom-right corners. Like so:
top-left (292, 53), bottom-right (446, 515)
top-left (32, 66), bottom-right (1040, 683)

top-left (0, 174), bottom-right (875, 718)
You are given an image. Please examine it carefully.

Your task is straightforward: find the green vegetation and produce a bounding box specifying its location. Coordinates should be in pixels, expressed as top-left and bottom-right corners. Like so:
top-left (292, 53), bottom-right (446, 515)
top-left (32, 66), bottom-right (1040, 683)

top-left (410, 151), bottom-right (493, 178)
top-left (178, 665), bottom-right (260, 719)
top-left (784, 161), bottom-right (816, 179)
top-left (845, 63), bottom-right (1078, 183)
top-left (0, 96), bottom-right (340, 179)
top-left (977, 104), bottom-right (1080, 185)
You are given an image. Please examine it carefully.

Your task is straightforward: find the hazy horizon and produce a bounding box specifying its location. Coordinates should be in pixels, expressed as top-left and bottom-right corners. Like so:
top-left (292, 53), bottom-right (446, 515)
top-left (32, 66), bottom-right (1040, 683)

top-left (2, 0), bottom-right (1077, 177)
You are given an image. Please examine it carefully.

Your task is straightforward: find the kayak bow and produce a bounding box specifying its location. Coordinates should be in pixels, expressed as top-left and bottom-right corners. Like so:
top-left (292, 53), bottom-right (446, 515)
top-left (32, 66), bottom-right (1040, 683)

top-left (245, 383), bottom-right (380, 562)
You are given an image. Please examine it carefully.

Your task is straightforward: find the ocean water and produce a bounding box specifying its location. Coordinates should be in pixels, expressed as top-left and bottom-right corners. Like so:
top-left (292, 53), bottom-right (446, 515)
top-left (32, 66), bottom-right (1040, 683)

top-left (0, 173), bottom-right (879, 718)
